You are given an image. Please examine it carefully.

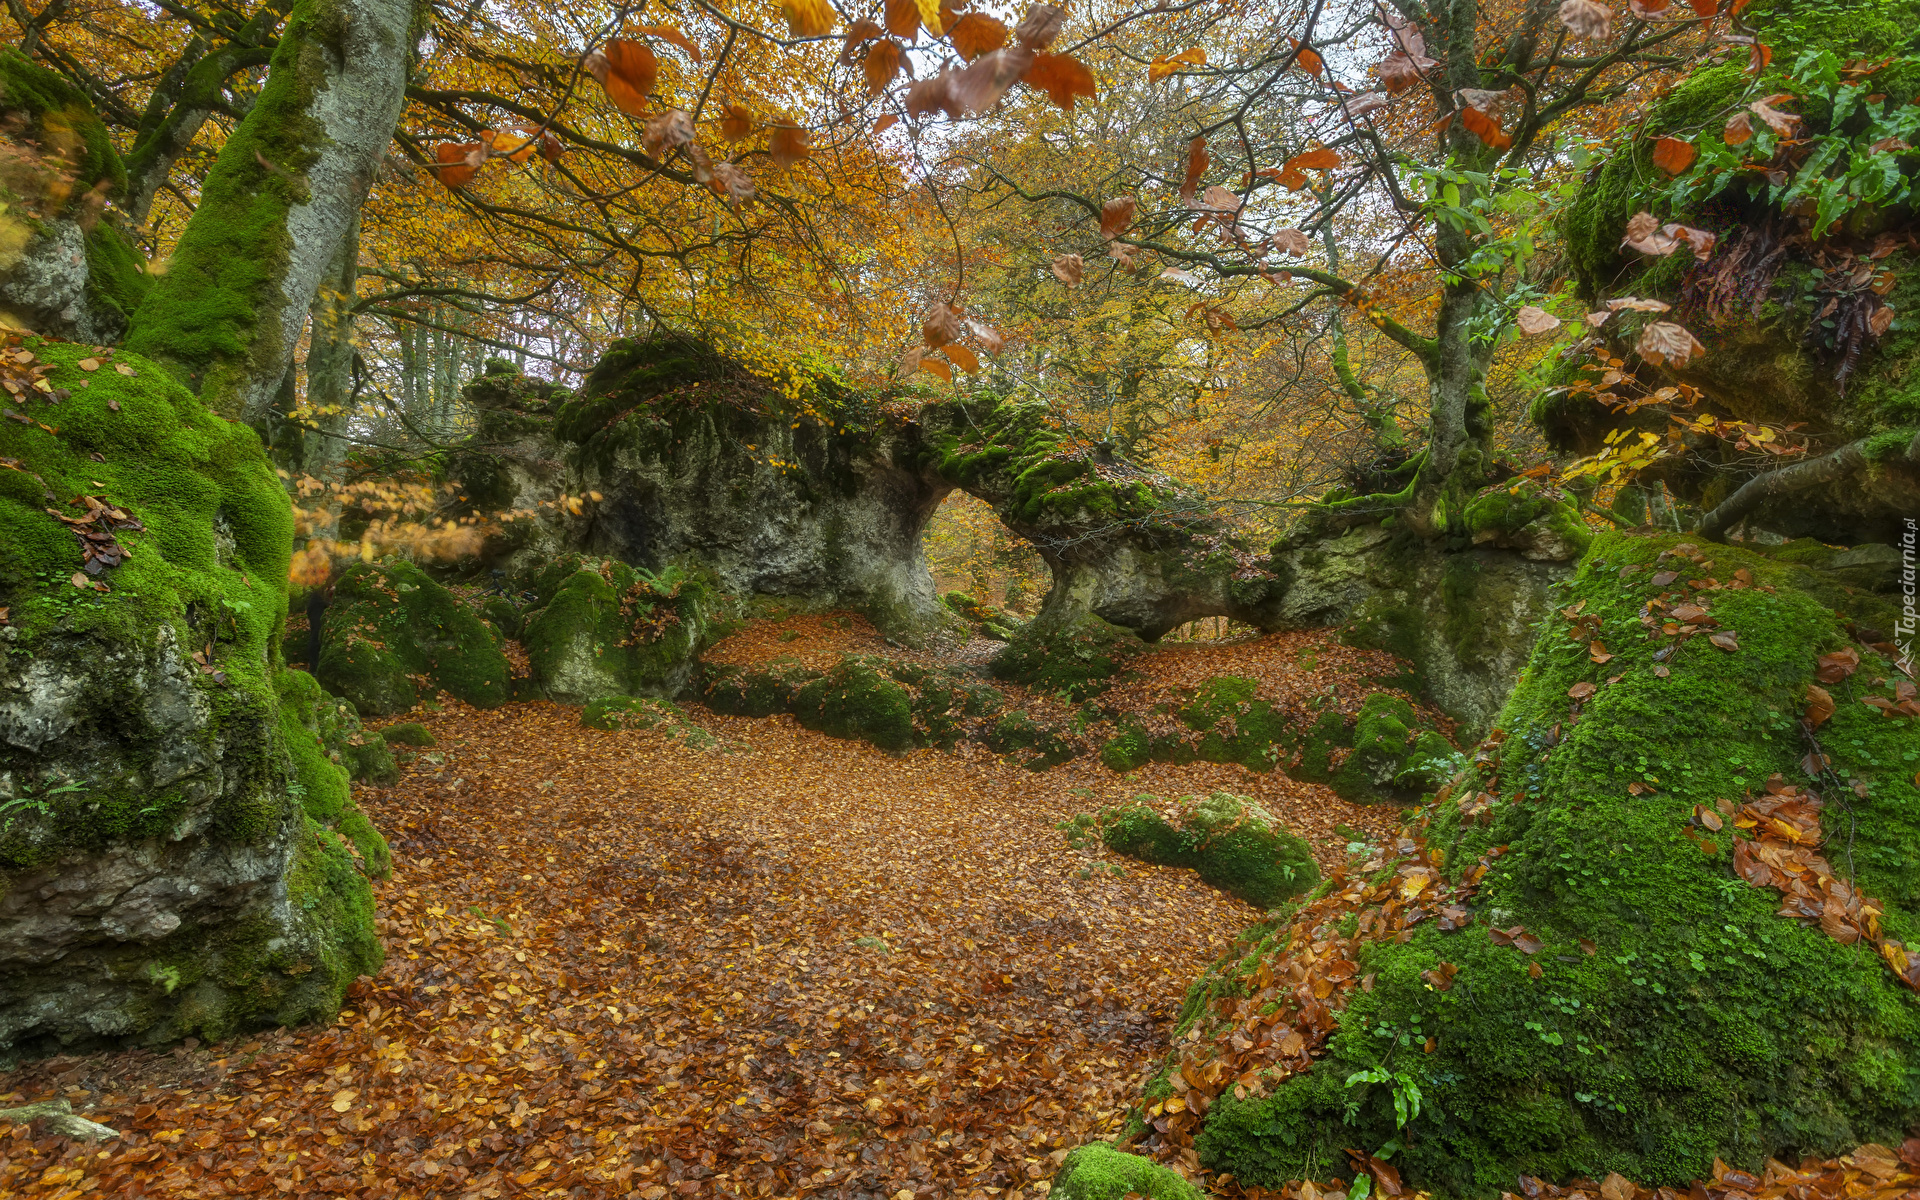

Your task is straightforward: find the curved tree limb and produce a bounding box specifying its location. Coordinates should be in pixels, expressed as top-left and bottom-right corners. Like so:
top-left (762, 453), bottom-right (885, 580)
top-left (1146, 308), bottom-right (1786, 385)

top-left (1696, 438), bottom-right (1870, 544)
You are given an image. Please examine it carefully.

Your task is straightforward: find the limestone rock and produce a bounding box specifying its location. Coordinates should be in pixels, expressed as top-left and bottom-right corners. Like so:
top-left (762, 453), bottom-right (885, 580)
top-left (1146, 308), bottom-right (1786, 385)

top-left (1, 344), bottom-right (383, 1063)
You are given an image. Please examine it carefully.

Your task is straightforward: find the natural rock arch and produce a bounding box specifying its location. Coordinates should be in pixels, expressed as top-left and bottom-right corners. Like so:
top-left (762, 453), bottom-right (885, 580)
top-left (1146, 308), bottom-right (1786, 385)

top-left (453, 337), bottom-right (1579, 730)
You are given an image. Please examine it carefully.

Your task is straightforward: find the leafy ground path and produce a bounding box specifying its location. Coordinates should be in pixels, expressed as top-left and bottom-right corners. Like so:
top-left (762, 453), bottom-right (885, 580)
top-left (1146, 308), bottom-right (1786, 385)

top-left (0, 701), bottom-right (1398, 1199)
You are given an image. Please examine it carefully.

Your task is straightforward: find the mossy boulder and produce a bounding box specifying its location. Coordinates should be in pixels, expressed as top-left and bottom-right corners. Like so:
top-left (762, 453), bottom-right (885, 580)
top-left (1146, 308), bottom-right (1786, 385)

top-left (1050, 1142), bottom-right (1205, 1200)
top-left (0, 342), bottom-right (382, 1061)
top-left (944, 590), bottom-right (1021, 641)
top-left (520, 561), bottom-right (718, 703)
top-left (1096, 793), bottom-right (1321, 910)
top-left (314, 559), bottom-right (511, 716)
top-left (702, 652), bottom-right (1006, 755)
top-left (0, 49), bottom-right (150, 344)
top-left (985, 709), bottom-right (1078, 769)
top-left (1327, 691), bottom-right (1459, 804)
top-left (790, 657), bottom-right (917, 753)
top-left (992, 613), bottom-right (1148, 700)
top-left (274, 667), bottom-right (397, 785)
top-left (1159, 532), bottom-right (1920, 1196)
top-left (379, 722), bottom-right (435, 748)
top-left (580, 696), bottom-right (717, 748)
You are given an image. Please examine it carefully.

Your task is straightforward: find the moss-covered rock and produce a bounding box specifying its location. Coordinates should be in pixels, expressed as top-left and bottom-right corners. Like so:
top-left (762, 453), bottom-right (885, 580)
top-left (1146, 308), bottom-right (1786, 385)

top-left (702, 652), bottom-right (1006, 755)
top-left (1049, 1141), bottom-right (1206, 1200)
top-left (275, 667), bottom-right (397, 784)
top-left (992, 613), bottom-right (1148, 700)
top-left (314, 559), bottom-right (510, 715)
top-left (0, 50), bottom-right (149, 344)
top-left (790, 657), bottom-right (917, 753)
top-left (0, 342), bottom-right (382, 1061)
top-left (943, 589), bottom-right (1021, 641)
top-left (1096, 793), bottom-right (1321, 910)
top-left (379, 722), bottom-right (435, 748)
top-left (580, 696), bottom-right (718, 748)
top-left (1462, 481), bottom-right (1592, 563)
top-left (520, 560), bottom-right (718, 702)
top-left (984, 708), bottom-right (1078, 769)
top-left (1161, 532), bottom-right (1920, 1196)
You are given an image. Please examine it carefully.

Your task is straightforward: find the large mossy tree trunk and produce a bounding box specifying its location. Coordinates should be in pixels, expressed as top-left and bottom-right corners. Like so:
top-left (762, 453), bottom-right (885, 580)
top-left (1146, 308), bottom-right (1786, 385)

top-left (1133, 532), bottom-right (1918, 1196)
top-left (121, 0), bottom-right (415, 423)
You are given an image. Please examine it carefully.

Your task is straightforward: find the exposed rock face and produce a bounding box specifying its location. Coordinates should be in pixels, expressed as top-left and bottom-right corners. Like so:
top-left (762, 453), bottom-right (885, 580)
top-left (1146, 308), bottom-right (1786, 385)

top-left (1271, 524), bottom-right (1576, 737)
top-left (451, 341), bottom-right (1573, 729)
top-left (0, 222), bottom-right (125, 345)
top-left (475, 339), bottom-right (958, 641)
top-left (0, 343), bottom-right (384, 1063)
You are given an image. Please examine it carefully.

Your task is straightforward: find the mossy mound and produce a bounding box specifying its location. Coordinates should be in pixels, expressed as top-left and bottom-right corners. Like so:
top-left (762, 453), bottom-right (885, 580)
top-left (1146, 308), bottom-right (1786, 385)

top-left (1093, 676), bottom-right (1457, 804)
top-left (379, 722), bottom-right (435, 748)
top-left (1462, 481), bottom-right (1591, 563)
top-left (992, 613), bottom-right (1148, 700)
top-left (0, 341), bottom-right (382, 1059)
top-left (580, 696), bottom-right (718, 748)
top-left (1050, 1142), bottom-right (1205, 1200)
top-left (314, 559), bottom-right (511, 716)
top-left (1094, 793), bottom-right (1321, 910)
top-left (274, 667), bottom-right (397, 785)
top-left (702, 653), bottom-right (1004, 754)
top-left (520, 560), bottom-right (719, 703)
top-left (943, 590), bottom-right (1021, 641)
top-left (988, 709), bottom-right (1079, 770)
top-left (1160, 532), bottom-right (1919, 1196)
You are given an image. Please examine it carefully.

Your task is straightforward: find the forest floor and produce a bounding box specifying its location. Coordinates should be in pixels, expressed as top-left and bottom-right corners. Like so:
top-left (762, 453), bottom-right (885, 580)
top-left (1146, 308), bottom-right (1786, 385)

top-left (0, 672), bottom-right (1401, 1199)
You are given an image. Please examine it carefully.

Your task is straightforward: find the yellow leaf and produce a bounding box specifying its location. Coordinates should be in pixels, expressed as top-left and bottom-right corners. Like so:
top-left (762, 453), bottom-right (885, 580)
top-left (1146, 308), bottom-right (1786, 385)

top-left (782, 0), bottom-right (835, 37)
top-left (915, 0), bottom-right (945, 36)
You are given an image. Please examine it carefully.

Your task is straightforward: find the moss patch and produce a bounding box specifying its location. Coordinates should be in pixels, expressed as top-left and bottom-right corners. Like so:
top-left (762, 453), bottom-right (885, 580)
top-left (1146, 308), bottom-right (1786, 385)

top-left (992, 614), bottom-right (1147, 700)
top-left (1094, 793), bottom-right (1321, 910)
top-left (315, 559), bottom-right (510, 716)
top-left (1177, 532), bottom-right (1920, 1196)
top-left (520, 560), bottom-right (719, 703)
top-left (1050, 1142), bottom-right (1205, 1200)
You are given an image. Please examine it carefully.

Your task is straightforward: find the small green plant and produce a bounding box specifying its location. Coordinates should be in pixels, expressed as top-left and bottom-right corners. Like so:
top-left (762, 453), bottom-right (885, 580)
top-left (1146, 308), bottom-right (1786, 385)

top-left (1345, 1065), bottom-right (1425, 1131)
top-left (146, 964), bottom-right (184, 995)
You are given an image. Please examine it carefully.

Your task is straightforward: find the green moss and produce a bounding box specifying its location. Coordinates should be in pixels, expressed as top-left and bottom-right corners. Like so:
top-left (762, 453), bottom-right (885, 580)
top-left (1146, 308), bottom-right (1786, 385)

top-left (274, 666), bottom-right (397, 785)
top-left (0, 342), bottom-right (382, 1048)
top-left (315, 559), bottom-right (510, 715)
top-left (379, 722), bottom-right (435, 747)
top-left (0, 49), bottom-right (128, 204)
top-left (1184, 533), bottom-right (1920, 1196)
top-left (1330, 692), bottom-right (1422, 804)
top-left (986, 709), bottom-right (1078, 769)
top-left (519, 560), bottom-right (718, 703)
top-left (1097, 793), bottom-right (1321, 910)
top-left (1050, 1142), bottom-right (1205, 1200)
top-left (992, 613), bottom-right (1147, 700)
top-left (1562, 64), bottom-right (1747, 297)
top-left (118, 0), bottom-right (352, 415)
top-left (790, 657), bottom-right (916, 753)
top-left (580, 695), bottom-right (718, 748)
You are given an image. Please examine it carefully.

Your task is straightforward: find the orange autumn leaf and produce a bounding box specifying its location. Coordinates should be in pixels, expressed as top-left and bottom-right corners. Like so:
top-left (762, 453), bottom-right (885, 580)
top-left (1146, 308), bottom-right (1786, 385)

top-left (587, 39), bottom-right (657, 115)
top-left (1460, 105), bottom-right (1512, 149)
top-left (634, 23), bottom-right (701, 61)
top-left (884, 0), bottom-right (921, 38)
top-left (873, 112), bottom-right (899, 135)
top-left (1100, 195), bottom-right (1137, 239)
top-left (434, 142), bottom-right (484, 189)
top-left (1180, 136), bottom-right (1209, 202)
top-left (782, 0), bottom-right (836, 38)
top-left (1289, 38), bottom-right (1324, 75)
top-left (919, 356), bottom-right (953, 381)
top-left (943, 342), bottom-right (981, 373)
top-left (1652, 136), bottom-right (1697, 175)
top-left (1022, 52), bottom-right (1097, 110)
top-left (719, 104), bottom-right (755, 141)
top-left (864, 41), bottom-right (905, 96)
top-left (948, 13), bottom-right (1009, 61)
top-left (1287, 146), bottom-right (1342, 171)
top-left (838, 19), bottom-right (885, 63)
top-left (769, 121), bottom-right (811, 167)
top-left (1149, 48), bottom-right (1207, 82)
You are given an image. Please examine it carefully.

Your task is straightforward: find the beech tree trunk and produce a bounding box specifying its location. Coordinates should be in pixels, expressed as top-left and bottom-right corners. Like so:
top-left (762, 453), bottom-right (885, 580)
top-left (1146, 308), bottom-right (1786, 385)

top-left (123, 0), bottom-right (415, 423)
